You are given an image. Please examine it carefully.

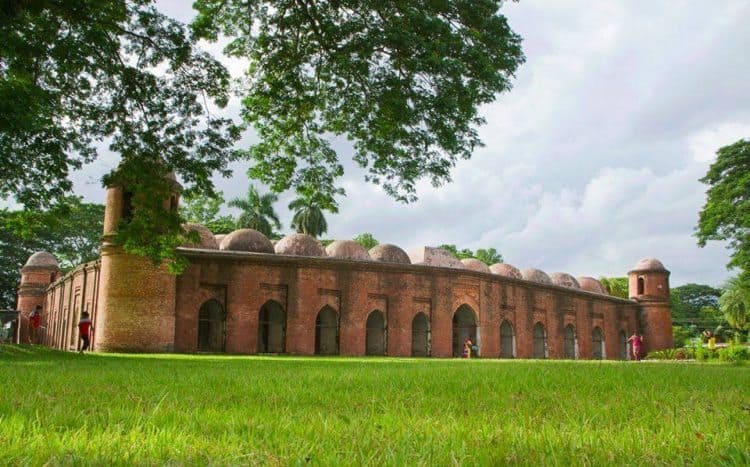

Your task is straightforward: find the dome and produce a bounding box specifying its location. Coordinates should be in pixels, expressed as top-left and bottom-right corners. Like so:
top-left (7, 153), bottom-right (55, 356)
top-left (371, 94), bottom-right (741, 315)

top-left (489, 263), bottom-right (522, 279)
top-left (369, 244), bottom-right (411, 264)
top-left (521, 268), bottom-right (552, 284)
top-left (24, 251), bottom-right (59, 269)
top-left (325, 240), bottom-right (371, 261)
top-left (577, 277), bottom-right (607, 294)
top-left (549, 272), bottom-right (580, 289)
top-left (182, 223), bottom-right (218, 249)
top-left (275, 233), bottom-right (326, 257)
top-left (219, 229), bottom-right (274, 253)
top-left (461, 258), bottom-right (491, 273)
top-left (631, 258), bottom-right (666, 272)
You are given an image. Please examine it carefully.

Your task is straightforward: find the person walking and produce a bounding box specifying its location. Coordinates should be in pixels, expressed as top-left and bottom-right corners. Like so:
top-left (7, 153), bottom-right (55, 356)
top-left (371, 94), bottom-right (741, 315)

top-left (28, 305), bottom-right (42, 344)
top-left (627, 333), bottom-right (643, 361)
top-left (78, 311), bottom-right (94, 354)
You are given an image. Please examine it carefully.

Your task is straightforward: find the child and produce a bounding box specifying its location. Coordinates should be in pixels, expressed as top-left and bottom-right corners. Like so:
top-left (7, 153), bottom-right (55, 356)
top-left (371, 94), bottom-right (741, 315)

top-left (463, 337), bottom-right (473, 359)
top-left (627, 333), bottom-right (643, 361)
top-left (78, 311), bottom-right (94, 353)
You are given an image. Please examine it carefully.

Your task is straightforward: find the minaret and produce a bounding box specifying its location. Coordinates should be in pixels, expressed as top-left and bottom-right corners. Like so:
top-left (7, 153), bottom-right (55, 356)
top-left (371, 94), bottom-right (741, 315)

top-left (628, 258), bottom-right (672, 353)
top-left (17, 252), bottom-right (59, 344)
top-left (96, 174), bottom-right (180, 352)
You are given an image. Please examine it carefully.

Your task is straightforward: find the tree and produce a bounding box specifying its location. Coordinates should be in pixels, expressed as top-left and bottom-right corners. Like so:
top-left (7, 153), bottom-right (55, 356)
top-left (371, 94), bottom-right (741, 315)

top-left (599, 277), bottom-right (629, 299)
top-left (670, 283), bottom-right (722, 326)
top-left (181, 191), bottom-right (236, 234)
top-left (696, 139), bottom-right (750, 275)
top-left (192, 0), bottom-right (525, 206)
top-left (289, 189), bottom-right (336, 238)
top-left (1, 1), bottom-right (241, 269)
top-left (438, 244), bottom-right (474, 260)
top-left (719, 276), bottom-right (750, 338)
top-left (475, 248), bottom-right (503, 266)
top-left (353, 233), bottom-right (379, 250)
top-left (228, 186), bottom-right (281, 237)
top-left (0, 198), bottom-right (104, 308)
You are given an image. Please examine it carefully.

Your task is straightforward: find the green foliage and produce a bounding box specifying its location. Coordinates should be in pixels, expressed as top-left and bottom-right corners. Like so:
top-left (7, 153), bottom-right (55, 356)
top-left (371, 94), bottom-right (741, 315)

top-left (646, 348), bottom-right (695, 360)
top-left (696, 139), bottom-right (750, 274)
top-left (717, 345), bottom-right (750, 363)
top-left (438, 244), bottom-right (503, 265)
top-left (719, 276), bottom-right (750, 333)
top-left (289, 191), bottom-right (333, 238)
top-left (180, 191), bottom-right (235, 234)
top-left (694, 346), bottom-right (717, 362)
top-left (192, 0), bottom-right (524, 204)
top-left (353, 233), bottom-right (379, 250)
top-left (0, 198), bottom-right (104, 308)
top-left (228, 185), bottom-right (281, 237)
top-left (672, 326), bottom-right (694, 347)
top-left (2, 349), bottom-right (749, 464)
top-left (1, 0), bottom-right (241, 267)
top-left (599, 277), bottom-right (629, 299)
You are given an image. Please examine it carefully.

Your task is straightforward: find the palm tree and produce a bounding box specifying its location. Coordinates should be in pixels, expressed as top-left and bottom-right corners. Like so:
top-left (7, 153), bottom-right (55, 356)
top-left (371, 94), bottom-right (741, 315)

top-left (720, 276), bottom-right (750, 337)
top-left (228, 185), bottom-right (281, 237)
top-left (289, 194), bottom-right (329, 238)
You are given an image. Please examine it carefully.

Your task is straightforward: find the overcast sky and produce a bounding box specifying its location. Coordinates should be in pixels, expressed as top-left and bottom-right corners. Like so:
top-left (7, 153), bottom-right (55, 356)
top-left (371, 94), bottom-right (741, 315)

top-left (69, 0), bottom-right (750, 287)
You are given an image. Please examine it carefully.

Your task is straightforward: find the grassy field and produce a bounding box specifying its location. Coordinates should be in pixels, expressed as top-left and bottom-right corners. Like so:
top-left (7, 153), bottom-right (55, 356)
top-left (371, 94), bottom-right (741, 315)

top-left (1, 346), bottom-right (748, 465)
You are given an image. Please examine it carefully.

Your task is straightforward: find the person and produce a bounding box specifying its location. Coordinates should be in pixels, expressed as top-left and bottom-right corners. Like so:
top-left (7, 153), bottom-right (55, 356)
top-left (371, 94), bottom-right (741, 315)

top-left (463, 337), bottom-right (472, 359)
top-left (627, 333), bottom-right (643, 361)
top-left (28, 305), bottom-right (42, 344)
top-left (78, 311), bottom-right (93, 354)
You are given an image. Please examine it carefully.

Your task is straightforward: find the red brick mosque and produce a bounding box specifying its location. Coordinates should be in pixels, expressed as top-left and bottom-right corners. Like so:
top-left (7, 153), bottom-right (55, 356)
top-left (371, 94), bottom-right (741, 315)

top-left (16, 182), bottom-right (673, 359)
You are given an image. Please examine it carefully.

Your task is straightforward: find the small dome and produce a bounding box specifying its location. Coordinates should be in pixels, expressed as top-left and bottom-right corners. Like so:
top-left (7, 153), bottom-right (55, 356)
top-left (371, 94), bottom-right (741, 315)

top-left (325, 240), bottom-right (371, 261)
top-left (577, 277), bottom-right (607, 294)
top-left (182, 223), bottom-right (218, 249)
top-left (369, 244), bottom-right (411, 264)
top-left (631, 258), bottom-right (666, 272)
top-left (521, 268), bottom-right (552, 284)
top-left (549, 272), bottom-right (580, 289)
top-left (214, 234), bottom-right (226, 244)
top-left (219, 229), bottom-right (274, 253)
top-left (461, 258), bottom-right (491, 273)
top-left (24, 251), bottom-right (59, 269)
top-left (275, 233), bottom-right (326, 257)
top-left (490, 263), bottom-right (522, 279)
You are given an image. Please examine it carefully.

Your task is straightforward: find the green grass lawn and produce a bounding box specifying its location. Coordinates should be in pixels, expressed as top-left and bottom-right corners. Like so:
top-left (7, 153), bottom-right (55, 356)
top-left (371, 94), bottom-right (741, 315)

top-left (1, 346), bottom-right (748, 465)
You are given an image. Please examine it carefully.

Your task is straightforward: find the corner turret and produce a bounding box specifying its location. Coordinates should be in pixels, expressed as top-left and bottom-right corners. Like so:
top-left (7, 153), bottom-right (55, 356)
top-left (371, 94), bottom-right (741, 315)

top-left (17, 252), bottom-right (60, 344)
top-left (628, 258), bottom-right (672, 353)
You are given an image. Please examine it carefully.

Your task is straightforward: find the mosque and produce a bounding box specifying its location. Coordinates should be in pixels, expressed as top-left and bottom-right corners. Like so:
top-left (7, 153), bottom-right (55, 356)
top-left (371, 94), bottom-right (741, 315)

top-left (16, 180), bottom-right (673, 358)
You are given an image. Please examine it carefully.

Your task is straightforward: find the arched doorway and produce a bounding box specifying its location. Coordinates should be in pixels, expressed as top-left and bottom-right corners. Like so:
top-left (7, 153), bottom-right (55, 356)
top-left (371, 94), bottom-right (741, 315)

top-left (258, 300), bottom-right (286, 353)
top-left (411, 313), bottom-right (430, 357)
top-left (366, 310), bottom-right (386, 355)
top-left (619, 330), bottom-right (629, 360)
top-left (592, 327), bottom-right (605, 360)
top-left (564, 324), bottom-right (577, 359)
top-left (315, 306), bottom-right (339, 355)
top-left (500, 320), bottom-right (515, 358)
top-left (198, 299), bottom-right (225, 352)
top-left (452, 305), bottom-right (478, 357)
top-left (533, 322), bottom-right (547, 359)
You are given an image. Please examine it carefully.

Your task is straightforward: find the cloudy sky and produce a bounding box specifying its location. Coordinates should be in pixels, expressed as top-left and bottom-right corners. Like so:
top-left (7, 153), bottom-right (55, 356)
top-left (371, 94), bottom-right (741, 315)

top-left (70, 0), bottom-right (750, 287)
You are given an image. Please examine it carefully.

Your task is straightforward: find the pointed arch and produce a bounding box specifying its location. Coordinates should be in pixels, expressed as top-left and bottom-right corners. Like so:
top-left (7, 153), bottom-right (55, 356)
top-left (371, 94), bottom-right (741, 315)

top-left (198, 299), bottom-right (225, 352)
top-left (500, 320), bottom-right (515, 358)
top-left (619, 330), bottom-right (629, 360)
top-left (564, 324), bottom-right (577, 359)
top-left (452, 305), bottom-right (477, 357)
top-left (315, 306), bottom-right (339, 355)
top-left (533, 322), bottom-right (547, 359)
top-left (365, 310), bottom-right (386, 355)
top-left (411, 313), bottom-right (431, 357)
top-left (592, 326), bottom-right (605, 360)
top-left (258, 300), bottom-right (286, 353)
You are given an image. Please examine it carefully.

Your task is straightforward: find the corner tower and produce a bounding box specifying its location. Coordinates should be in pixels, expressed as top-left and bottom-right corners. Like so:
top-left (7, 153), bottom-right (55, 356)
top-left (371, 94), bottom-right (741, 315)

top-left (96, 174), bottom-right (180, 352)
top-left (628, 258), bottom-right (672, 353)
top-left (17, 252), bottom-right (59, 343)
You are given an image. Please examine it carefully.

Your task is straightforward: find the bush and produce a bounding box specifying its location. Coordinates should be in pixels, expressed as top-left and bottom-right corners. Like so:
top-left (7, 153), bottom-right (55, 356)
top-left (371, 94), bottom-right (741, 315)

top-left (717, 345), bottom-right (750, 362)
top-left (694, 346), bottom-right (717, 361)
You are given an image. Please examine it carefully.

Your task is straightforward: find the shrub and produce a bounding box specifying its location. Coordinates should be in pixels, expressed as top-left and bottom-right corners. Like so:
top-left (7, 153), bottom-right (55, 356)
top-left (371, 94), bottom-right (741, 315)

top-left (717, 345), bottom-right (750, 363)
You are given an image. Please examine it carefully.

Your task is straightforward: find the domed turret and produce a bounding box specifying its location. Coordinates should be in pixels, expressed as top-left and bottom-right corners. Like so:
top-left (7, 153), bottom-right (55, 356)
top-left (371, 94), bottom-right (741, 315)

top-left (631, 258), bottom-right (666, 272)
top-left (549, 272), bottom-right (580, 289)
top-left (275, 233), bottom-right (326, 257)
top-left (325, 240), bottom-right (371, 261)
top-left (369, 244), bottom-right (411, 264)
top-left (220, 229), bottom-right (274, 253)
top-left (521, 268), bottom-right (552, 284)
top-left (23, 251), bottom-right (60, 269)
top-left (461, 258), bottom-right (490, 273)
top-left (490, 263), bottom-right (522, 279)
top-left (628, 258), bottom-right (672, 353)
top-left (182, 223), bottom-right (218, 249)
top-left (577, 277), bottom-right (607, 294)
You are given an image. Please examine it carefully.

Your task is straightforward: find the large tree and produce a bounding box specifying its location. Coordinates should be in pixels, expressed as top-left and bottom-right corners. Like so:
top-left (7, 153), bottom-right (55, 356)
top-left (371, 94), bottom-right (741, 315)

top-left (719, 276), bottom-right (750, 338)
top-left (0, 198), bottom-right (104, 308)
top-left (1, 1), bottom-right (241, 268)
top-left (192, 0), bottom-right (524, 206)
top-left (228, 185), bottom-right (281, 237)
top-left (696, 139), bottom-right (750, 277)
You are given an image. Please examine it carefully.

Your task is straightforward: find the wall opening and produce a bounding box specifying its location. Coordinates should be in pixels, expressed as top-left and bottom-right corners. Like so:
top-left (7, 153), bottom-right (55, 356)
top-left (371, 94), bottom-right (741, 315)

top-left (258, 300), bottom-right (286, 353)
top-left (365, 310), bottom-right (386, 356)
top-left (121, 190), bottom-right (134, 222)
top-left (533, 322), bottom-right (548, 358)
top-left (637, 277), bottom-right (645, 295)
top-left (619, 330), bottom-right (629, 360)
top-left (411, 313), bottom-right (430, 357)
top-left (564, 324), bottom-right (577, 359)
top-left (198, 299), bottom-right (225, 352)
top-left (592, 327), bottom-right (605, 360)
top-left (315, 306), bottom-right (339, 355)
top-left (452, 305), bottom-right (477, 357)
top-left (500, 320), bottom-right (515, 358)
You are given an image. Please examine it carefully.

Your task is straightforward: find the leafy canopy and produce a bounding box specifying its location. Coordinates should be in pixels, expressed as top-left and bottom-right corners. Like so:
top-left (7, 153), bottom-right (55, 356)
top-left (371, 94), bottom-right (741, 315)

top-left (353, 233), bottom-right (379, 251)
top-left (598, 277), bottom-right (629, 299)
top-left (438, 244), bottom-right (503, 266)
top-left (719, 276), bottom-right (750, 333)
top-left (228, 185), bottom-right (282, 237)
top-left (181, 191), bottom-right (236, 234)
top-left (192, 0), bottom-right (524, 206)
